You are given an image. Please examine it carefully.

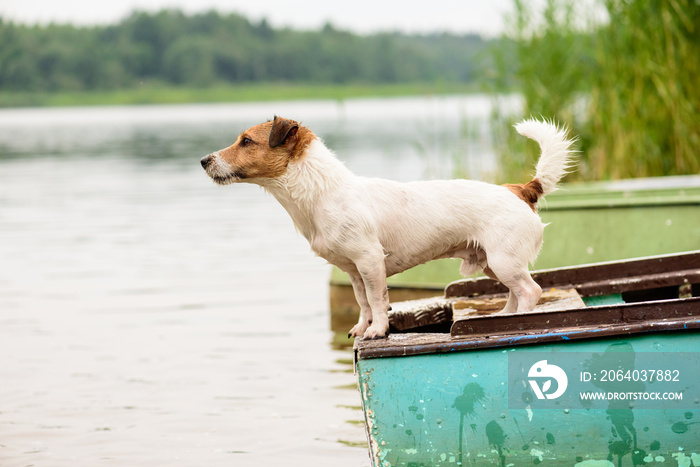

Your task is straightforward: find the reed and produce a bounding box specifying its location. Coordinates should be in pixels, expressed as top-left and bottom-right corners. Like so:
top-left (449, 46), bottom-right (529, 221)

top-left (486, 0), bottom-right (700, 181)
top-left (585, 0), bottom-right (700, 179)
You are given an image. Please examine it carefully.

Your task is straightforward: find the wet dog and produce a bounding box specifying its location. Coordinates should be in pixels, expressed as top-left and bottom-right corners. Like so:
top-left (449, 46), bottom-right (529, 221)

top-left (201, 117), bottom-right (576, 338)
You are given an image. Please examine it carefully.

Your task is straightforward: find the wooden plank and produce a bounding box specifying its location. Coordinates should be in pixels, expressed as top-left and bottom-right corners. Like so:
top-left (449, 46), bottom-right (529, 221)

top-left (389, 289), bottom-right (586, 331)
top-left (388, 297), bottom-right (452, 331)
top-left (444, 250), bottom-right (700, 298)
top-left (452, 288), bottom-right (584, 320)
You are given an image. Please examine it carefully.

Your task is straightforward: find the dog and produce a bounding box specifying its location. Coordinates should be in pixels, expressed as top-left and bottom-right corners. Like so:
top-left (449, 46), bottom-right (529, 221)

top-left (201, 116), bottom-right (576, 339)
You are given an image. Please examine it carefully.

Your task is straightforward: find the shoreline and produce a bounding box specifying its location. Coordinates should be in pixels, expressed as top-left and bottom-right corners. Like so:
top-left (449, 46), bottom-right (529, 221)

top-left (0, 81), bottom-right (483, 109)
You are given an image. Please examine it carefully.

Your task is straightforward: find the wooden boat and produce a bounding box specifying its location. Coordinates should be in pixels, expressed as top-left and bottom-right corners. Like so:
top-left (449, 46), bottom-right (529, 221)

top-left (354, 251), bottom-right (700, 467)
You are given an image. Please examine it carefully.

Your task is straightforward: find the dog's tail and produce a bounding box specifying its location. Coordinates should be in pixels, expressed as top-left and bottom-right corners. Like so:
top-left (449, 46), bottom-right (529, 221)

top-left (515, 118), bottom-right (577, 197)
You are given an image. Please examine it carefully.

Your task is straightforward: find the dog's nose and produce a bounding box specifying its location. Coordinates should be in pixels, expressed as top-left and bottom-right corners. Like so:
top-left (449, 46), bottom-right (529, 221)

top-left (200, 154), bottom-right (213, 169)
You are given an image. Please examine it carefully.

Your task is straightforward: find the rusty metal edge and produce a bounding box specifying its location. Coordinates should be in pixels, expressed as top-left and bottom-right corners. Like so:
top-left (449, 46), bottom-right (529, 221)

top-left (355, 319), bottom-right (700, 360)
top-left (450, 296), bottom-right (700, 337)
top-left (354, 298), bottom-right (700, 360)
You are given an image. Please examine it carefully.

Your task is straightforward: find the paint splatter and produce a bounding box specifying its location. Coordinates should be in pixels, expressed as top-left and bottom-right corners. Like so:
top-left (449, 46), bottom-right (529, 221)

top-left (486, 420), bottom-right (507, 467)
top-left (671, 419), bottom-right (698, 434)
top-left (672, 421), bottom-right (689, 434)
top-left (672, 452), bottom-right (692, 467)
top-left (486, 420), bottom-right (507, 445)
top-left (452, 383), bottom-right (485, 417)
top-left (607, 409), bottom-right (637, 445)
top-left (453, 383), bottom-right (486, 467)
top-left (607, 439), bottom-right (636, 467)
top-left (631, 449), bottom-right (647, 465)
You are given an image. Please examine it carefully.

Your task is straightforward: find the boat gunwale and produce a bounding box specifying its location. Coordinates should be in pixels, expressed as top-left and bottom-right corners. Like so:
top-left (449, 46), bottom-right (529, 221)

top-left (355, 297), bottom-right (700, 360)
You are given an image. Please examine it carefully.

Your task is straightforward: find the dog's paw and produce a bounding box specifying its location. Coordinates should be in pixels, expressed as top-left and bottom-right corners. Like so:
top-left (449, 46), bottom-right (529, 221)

top-left (362, 323), bottom-right (389, 340)
top-left (348, 322), bottom-right (369, 338)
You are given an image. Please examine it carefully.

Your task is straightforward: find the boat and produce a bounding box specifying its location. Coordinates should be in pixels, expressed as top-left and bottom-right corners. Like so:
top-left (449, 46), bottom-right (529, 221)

top-left (354, 250), bottom-right (700, 466)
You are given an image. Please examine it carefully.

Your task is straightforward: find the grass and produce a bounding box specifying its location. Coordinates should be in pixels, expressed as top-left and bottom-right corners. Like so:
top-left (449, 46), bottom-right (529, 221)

top-left (0, 81), bottom-right (481, 108)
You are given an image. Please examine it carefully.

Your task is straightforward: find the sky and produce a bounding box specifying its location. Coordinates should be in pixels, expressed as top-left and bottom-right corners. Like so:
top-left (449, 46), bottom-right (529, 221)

top-left (0, 0), bottom-right (513, 36)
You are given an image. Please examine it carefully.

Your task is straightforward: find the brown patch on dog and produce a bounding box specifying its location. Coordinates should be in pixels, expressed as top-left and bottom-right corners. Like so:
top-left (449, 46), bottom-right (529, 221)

top-left (217, 117), bottom-right (316, 180)
top-left (504, 178), bottom-right (544, 211)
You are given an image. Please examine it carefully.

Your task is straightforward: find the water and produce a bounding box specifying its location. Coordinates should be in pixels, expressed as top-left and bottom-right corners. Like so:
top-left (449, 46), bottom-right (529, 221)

top-left (0, 95), bottom-right (508, 466)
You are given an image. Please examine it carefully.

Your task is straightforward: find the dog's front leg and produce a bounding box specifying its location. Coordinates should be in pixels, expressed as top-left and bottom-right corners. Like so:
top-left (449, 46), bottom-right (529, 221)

top-left (347, 271), bottom-right (373, 337)
top-left (354, 255), bottom-right (390, 339)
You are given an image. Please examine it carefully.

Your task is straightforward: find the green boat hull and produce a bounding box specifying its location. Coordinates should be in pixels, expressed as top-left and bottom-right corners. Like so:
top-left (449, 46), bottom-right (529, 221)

top-left (356, 332), bottom-right (700, 467)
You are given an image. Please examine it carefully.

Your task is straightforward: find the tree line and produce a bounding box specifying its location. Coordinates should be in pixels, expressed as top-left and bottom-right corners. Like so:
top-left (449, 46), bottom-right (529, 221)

top-left (0, 10), bottom-right (489, 92)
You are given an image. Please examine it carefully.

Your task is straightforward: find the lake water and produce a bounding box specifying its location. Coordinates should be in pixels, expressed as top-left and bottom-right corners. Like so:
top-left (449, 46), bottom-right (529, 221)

top-left (0, 95), bottom-right (513, 466)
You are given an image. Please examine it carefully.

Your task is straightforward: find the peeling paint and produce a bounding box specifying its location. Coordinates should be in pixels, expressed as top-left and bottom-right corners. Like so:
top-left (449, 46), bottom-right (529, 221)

top-left (692, 453), bottom-right (700, 465)
top-left (525, 406), bottom-right (533, 421)
top-left (530, 448), bottom-right (544, 462)
top-left (645, 454), bottom-right (667, 463)
top-left (362, 381), bottom-right (370, 401)
top-left (672, 452), bottom-right (692, 467)
top-left (574, 460), bottom-right (614, 467)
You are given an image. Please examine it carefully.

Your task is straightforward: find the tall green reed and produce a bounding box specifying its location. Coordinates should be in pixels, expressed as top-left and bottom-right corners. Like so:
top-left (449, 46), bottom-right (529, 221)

top-left (485, 0), bottom-right (700, 182)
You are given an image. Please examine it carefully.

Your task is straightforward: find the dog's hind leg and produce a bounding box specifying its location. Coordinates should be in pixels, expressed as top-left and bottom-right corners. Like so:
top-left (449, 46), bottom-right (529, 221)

top-left (484, 265), bottom-right (518, 315)
top-left (347, 270), bottom-right (373, 337)
top-left (485, 253), bottom-right (541, 313)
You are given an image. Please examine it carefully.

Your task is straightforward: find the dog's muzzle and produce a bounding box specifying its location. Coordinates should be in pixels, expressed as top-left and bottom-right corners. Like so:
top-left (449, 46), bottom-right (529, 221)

top-left (200, 152), bottom-right (241, 185)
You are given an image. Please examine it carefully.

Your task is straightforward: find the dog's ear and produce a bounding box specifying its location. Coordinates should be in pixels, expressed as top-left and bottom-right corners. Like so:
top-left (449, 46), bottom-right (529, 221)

top-left (269, 116), bottom-right (299, 148)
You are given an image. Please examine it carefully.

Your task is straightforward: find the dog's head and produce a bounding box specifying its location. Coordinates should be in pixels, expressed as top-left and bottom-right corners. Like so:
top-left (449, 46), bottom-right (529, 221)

top-left (200, 116), bottom-right (314, 185)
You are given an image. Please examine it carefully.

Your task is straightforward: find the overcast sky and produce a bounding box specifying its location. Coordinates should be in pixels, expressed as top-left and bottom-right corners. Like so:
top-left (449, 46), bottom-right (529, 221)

top-left (0, 0), bottom-right (514, 36)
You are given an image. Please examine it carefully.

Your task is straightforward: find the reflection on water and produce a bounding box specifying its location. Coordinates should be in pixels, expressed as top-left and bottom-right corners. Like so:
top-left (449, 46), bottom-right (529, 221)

top-left (0, 95), bottom-right (505, 466)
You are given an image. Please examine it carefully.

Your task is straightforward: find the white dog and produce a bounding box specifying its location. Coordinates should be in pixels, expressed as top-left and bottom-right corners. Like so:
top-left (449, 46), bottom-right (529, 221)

top-left (201, 117), bottom-right (576, 339)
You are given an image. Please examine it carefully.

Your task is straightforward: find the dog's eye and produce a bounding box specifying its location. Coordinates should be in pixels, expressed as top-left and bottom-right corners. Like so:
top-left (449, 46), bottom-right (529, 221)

top-left (240, 137), bottom-right (253, 147)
